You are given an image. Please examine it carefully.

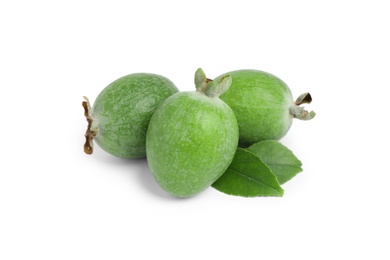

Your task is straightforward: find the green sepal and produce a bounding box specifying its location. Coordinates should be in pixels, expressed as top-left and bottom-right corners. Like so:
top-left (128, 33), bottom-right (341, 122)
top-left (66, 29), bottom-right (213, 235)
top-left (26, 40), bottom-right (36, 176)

top-left (194, 68), bottom-right (232, 98)
top-left (194, 68), bottom-right (208, 92)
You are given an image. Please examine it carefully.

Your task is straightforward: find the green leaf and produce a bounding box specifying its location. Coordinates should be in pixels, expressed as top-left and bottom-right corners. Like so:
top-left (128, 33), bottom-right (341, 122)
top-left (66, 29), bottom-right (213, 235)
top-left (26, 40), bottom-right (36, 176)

top-left (212, 148), bottom-right (284, 197)
top-left (247, 140), bottom-right (302, 185)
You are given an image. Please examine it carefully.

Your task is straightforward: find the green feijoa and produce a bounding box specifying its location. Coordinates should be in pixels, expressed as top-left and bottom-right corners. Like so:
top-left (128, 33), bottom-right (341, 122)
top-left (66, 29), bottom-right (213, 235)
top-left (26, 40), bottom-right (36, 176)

top-left (146, 69), bottom-right (239, 197)
top-left (214, 70), bottom-right (316, 147)
top-left (82, 73), bottom-right (178, 158)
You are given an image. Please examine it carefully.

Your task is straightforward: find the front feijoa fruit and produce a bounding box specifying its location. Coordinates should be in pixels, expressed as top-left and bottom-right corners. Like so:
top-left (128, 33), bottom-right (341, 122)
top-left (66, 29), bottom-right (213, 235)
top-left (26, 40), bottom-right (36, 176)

top-left (82, 73), bottom-right (178, 158)
top-left (215, 70), bottom-right (315, 147)
top-left (146, 69), bottom-right (239, 197)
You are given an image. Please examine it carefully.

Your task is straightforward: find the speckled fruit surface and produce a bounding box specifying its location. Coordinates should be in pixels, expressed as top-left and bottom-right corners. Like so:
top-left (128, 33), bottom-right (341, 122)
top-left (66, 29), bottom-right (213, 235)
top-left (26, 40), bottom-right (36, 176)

top-left (146, 91), bottom-right (239, 197)
top-left (85, 73), bottom-right (178, 158)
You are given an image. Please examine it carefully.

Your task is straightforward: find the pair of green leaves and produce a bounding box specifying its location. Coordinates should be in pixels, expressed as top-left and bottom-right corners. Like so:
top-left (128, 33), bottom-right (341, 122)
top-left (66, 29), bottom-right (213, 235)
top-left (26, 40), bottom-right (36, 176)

top-left (212, 140), bottom-right (302, 197)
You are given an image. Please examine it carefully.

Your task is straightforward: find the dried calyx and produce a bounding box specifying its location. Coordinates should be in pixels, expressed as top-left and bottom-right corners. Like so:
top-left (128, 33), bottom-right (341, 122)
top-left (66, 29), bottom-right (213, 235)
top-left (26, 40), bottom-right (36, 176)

top-left (290, 92), bottom-right (316, 120)
top-left (82, 96), bottom-right (97, 154)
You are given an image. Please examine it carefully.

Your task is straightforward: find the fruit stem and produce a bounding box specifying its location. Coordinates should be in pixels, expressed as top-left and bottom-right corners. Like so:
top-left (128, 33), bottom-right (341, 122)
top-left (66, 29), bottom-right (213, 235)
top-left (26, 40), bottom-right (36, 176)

top-left (82, 96), bottom-right (97, 154)
top-left (194, 68), bottom-right (232, 98)
top-left (290, 93), bottom-right (316, 120)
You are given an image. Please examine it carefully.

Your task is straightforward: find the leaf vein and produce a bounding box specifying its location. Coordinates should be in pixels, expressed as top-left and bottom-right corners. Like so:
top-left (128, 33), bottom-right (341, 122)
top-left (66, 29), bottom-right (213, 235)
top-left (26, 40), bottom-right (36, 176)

top-left (265, 162), bottom-right (302, 168)
top-left (228, 168), bottom-right (282, 194)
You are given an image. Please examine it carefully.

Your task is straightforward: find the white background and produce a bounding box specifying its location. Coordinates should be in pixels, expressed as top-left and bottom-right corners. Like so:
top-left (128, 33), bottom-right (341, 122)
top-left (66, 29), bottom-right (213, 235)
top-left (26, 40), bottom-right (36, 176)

top-left (1, 0), bottom-right (389, 259)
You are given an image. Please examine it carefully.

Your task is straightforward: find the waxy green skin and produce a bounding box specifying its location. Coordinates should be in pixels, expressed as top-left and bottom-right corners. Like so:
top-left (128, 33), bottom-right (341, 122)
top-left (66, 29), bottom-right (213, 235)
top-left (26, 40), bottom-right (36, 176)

top-left (146, 91), bottom-right (239, 197)
top-left (90, 73), bottom-right (178, 158)
top-left (215, 70), bottom-right (306, 147)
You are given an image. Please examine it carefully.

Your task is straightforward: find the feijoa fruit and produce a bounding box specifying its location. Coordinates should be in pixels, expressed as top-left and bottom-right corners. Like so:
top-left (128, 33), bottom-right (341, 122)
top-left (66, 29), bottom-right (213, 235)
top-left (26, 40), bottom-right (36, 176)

top-left (146, 69), bottom-right (239, 197)
top-left (83, 73), bottom-right (178, 158)
top-left (215, 70), bottom-right (315, 146)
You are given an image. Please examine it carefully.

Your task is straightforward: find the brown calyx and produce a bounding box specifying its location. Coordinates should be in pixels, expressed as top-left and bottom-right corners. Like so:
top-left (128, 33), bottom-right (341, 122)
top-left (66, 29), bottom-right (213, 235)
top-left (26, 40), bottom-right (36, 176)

top-left (82, 100), bottom-right (96, 154)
